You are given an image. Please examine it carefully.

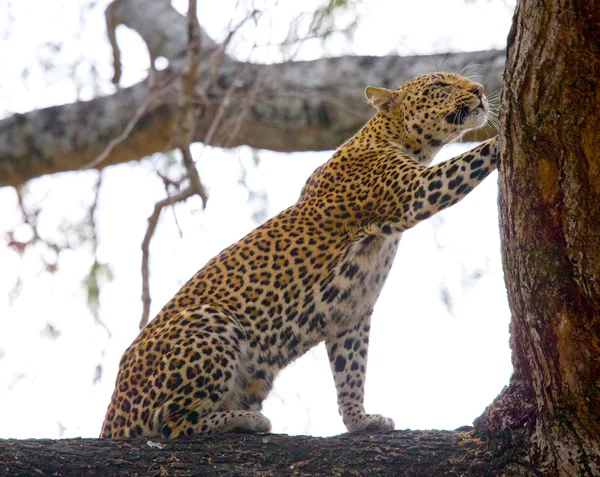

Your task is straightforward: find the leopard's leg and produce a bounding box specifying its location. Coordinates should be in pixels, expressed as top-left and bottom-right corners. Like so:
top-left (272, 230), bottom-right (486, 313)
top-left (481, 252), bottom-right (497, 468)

top-left (325, 315), bottom-right (394, 432)
top-left (145, 307), bottom-right (272, 438)
top-left (162, 410), bottom-right (271, 438)
top-left (385, 137), bottom-right (499, 231)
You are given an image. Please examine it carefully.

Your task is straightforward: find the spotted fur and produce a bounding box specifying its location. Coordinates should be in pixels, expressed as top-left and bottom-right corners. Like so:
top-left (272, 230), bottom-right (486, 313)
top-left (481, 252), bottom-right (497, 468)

top-left (101, 72), bottom-right (498, 438)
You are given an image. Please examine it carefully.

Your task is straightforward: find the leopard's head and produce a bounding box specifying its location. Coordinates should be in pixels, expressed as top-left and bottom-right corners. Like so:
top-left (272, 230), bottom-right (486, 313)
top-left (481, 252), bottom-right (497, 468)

top-left (366, 72), bottom-right (489, 152)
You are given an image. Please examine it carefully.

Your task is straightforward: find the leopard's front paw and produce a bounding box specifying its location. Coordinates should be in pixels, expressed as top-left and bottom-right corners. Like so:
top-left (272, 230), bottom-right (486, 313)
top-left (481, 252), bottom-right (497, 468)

top-left (346, 413), bottom-right (395, 433)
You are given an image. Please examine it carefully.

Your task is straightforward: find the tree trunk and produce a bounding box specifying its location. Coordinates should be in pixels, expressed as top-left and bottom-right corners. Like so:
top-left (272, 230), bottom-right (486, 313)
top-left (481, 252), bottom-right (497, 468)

top-left (0, 0), bottom-right (502, 188)
top-left (474, 1), bottom-right (600, 475)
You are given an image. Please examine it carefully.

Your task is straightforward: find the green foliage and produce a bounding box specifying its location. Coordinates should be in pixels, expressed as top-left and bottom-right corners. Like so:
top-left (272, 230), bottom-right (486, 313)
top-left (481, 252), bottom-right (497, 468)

top-left (283, 0), bottom-right (359, 51)
top-left (238, 149), bottom-right (269, 224)
top-left (84, 259), bottom-right (113, 312)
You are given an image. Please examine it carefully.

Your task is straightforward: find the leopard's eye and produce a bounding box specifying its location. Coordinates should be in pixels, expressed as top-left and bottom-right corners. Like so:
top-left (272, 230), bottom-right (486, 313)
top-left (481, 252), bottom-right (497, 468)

top-left (433, 82), bottom-right (449, 88)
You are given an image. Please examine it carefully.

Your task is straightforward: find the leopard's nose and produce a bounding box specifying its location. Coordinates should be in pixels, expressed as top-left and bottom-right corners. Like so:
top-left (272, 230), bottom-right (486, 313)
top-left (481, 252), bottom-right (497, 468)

top-left (470, 85), bottom-right (484, 98)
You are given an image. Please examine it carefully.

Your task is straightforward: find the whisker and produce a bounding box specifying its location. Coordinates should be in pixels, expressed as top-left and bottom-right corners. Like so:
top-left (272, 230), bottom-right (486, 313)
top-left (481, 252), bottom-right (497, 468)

top-left (460, 63), bottom-right (485, 79)
top-left (428, 54), bottom-right (439, 73)
top-left (486, 117), bottom-right (500, 131)
top-left (440, 53), bottom-right (448, 72)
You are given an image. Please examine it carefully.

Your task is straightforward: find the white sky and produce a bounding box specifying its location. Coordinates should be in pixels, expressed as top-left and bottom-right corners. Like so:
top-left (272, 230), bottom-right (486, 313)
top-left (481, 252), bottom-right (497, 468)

top-left (0, 0), bottom-right (515, 438)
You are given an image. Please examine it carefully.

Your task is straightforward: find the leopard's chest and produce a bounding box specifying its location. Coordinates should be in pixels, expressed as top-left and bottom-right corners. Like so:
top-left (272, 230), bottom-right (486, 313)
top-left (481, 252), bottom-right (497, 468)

top-left (250, 232), bottom-right (401, 368)
top-left (319, 232), bottom-right (402, 329)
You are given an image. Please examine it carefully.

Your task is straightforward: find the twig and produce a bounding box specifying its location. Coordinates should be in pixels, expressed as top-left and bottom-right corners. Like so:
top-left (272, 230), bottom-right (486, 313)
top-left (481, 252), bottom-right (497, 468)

top-left (140, 186), bottom-right (198, 329)
top-left (11, 185), bottom-right (62, 265)
top-left (224, 70), bottom-right (264, 148)
top-left (80, 69), bottom-right (183, 172)
top-left (139, 0), bottom-right (207, 329)
top-left (157, 172), bottom-right (185, 238)
top-left (80, 95), bottom-right (153, 171)
top-left (87, 172), bottom-right (112, 339)
top-left (105, 1), bottom-right (122, 86)
top-left (202, 74), bottom-right (241, 149)
top-left (177, 0), bottom-right (208, 205)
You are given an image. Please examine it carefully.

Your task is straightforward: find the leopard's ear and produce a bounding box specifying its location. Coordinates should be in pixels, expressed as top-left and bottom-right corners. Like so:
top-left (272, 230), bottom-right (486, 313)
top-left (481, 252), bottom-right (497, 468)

top-left (365, 86), bottom-right (398, 113)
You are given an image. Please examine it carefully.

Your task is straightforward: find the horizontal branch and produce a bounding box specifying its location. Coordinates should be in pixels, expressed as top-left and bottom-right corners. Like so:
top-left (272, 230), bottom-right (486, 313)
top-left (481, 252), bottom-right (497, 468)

top-left (0, 429), bottom-right (530, 476)
top-left (0, 0), bottom-right (505, 187)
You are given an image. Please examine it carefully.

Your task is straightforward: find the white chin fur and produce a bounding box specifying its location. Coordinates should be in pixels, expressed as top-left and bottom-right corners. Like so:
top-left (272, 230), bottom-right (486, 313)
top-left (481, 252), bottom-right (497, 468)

top-left (465, 108), bottom-right (488, 130)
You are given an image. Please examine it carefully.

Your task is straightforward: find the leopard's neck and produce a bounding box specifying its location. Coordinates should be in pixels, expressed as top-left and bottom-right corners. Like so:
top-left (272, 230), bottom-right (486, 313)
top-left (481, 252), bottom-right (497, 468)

top-left (354, 114), bottom-right (442, 166)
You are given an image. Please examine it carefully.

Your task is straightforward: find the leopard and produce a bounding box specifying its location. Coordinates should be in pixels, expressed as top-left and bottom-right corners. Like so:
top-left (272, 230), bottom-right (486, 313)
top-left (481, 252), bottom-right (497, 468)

top-left (101, 71), bottom-right (499, 439)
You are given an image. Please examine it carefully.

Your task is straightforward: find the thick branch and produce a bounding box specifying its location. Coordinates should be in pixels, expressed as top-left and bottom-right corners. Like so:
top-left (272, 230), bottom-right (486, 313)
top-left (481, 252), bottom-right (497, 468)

top-left (106, 0), bottom-right (218, 71)
top-left (0, 0), bottom-right (504, 187)
top-left (0, 430), bottom-right (530, 476)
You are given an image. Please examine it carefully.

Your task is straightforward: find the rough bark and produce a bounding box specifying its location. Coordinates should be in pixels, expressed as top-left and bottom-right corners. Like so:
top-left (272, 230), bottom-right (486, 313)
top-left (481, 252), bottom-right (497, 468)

top-left (0, 429), bottom-right (532, 476)
top-left (0, 0), bottom-right (503, 187)
top-left (474, 0), bottom-right (600, 475)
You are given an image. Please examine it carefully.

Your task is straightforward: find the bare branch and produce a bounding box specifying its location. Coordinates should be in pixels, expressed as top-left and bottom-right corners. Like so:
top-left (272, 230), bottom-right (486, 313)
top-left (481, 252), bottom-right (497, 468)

top-left (176, 0), bottom-right (207, 207)
top-left (105, 1), bottom-right (122, 86)
top-left (139, 0), bottom-right (208, 329)
top-left (139, 186), bottom-right (199, 329)
top-left (86, 172), bottom-right (113, 339)
top-left (82, 95), bottom-right (153, 170)
top-left (10, 185), bottom-right (63, 272)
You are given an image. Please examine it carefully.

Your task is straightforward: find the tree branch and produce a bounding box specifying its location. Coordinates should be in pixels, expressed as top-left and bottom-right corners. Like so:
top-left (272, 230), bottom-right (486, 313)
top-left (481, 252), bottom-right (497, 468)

top-left (0, 429), bottom-right (531, 476)
top-left (0, 0), bottom-right (505, 187)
